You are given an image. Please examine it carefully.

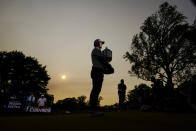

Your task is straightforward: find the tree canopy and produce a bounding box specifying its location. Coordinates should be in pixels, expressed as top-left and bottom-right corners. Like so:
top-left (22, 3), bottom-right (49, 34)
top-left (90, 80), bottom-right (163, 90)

top-left (124, 2), bottom-right (196, 87)
top-left (0, 51), bottom-right (50, 96)
top-left (127, 84), bottom-right (152, 108)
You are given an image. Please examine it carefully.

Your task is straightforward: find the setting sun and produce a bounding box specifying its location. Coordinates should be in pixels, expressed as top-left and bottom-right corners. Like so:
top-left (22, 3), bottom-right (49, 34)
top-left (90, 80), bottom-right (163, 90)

top-left (61, 75), bottom-right (67, 80)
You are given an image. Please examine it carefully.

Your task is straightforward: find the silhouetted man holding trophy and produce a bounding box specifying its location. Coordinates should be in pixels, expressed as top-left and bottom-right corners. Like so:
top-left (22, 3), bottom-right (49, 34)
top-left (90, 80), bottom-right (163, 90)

top-left (89, 39), bottom-right (114, 116)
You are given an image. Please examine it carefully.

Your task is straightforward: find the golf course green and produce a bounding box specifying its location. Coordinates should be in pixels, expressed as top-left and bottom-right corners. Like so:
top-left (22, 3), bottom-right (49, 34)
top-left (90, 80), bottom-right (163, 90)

top-left (0, 111), bottom-right (196, 131)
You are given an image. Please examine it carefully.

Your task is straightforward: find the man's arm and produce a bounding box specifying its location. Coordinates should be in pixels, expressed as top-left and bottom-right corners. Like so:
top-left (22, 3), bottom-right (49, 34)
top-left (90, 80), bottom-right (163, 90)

top-left (94, 49), bottom-right (107, 65)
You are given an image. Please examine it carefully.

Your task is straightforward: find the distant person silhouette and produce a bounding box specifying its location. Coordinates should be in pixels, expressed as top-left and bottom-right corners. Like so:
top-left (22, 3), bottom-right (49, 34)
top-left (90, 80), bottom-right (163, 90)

top-left (89, 39), bottom-right (106, 116)
top-left (118, 79), bottom-right (126, 111)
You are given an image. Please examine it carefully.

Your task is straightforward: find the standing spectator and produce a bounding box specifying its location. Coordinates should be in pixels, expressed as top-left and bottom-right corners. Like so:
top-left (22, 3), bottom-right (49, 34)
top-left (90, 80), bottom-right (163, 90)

top-left (118, 79), bottom-right (127, 111)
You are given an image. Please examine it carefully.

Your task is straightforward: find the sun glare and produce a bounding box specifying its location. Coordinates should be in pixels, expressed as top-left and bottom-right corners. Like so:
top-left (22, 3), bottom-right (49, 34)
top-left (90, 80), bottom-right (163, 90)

top-left (61, 75), bottom-right (67, 80)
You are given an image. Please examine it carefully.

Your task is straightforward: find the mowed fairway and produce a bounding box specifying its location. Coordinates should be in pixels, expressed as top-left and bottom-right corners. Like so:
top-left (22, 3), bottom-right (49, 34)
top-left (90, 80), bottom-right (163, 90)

top-left (0, 111), bottom-right (196, 131)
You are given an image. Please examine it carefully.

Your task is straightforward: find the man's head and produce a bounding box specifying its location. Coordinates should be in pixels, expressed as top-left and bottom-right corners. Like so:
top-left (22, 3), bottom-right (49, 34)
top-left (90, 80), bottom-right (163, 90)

top-left (41, 94), bottom-right (44, 98)
top-left (94, 39), bottom-right (105, 49)
top-left (120, 79), bottom-right (124, 84)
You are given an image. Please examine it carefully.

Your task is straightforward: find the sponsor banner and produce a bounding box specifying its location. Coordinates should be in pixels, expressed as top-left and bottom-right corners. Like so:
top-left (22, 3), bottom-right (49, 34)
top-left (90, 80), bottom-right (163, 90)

top-left (7, 96), bottom-right (23, 112)
top-left (8, 101), bottom-right (22, 109)
top-left (26, 106), bottom-right (51, 113)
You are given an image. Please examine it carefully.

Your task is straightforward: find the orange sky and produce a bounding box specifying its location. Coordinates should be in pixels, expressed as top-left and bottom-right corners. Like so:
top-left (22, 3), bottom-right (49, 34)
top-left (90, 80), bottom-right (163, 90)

top-left (0, 0), bottom-right (195, 105)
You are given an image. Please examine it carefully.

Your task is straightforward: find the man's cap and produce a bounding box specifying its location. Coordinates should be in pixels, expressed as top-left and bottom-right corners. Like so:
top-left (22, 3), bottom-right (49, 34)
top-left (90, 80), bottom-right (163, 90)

top-left (121, 79), bottom-right (124, 83)
top-left (94, 39), bottom-right (105, 47)
top-left (41, 94), bottom-right (44, 97)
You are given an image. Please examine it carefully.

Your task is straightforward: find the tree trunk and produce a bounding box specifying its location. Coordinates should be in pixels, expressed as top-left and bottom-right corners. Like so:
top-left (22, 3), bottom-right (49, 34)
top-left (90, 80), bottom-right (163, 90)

top-left (166, 71), bottom-right (174, 97)
top-left (167, 73), bottom-right (174, 89)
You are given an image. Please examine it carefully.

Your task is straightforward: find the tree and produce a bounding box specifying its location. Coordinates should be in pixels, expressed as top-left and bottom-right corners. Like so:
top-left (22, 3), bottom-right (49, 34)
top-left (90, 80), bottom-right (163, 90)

top-left (98, 96), bottom-right (103, 106)
top-left (124, 2), bottom-right (196, 87)
top-left (55, 97), bottom-right (78, 111)
top-left (0, 51), bottom-right (50, 96)
top-left (77, 95), bottom-right (87, 109)
top-left (178, 75), bottom-right (196, 106)
top-left (127, 84), bottom-right (152, 109)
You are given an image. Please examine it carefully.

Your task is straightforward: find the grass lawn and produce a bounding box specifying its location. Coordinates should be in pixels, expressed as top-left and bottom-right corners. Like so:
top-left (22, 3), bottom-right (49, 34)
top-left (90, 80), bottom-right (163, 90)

top-left (0, 111), bottom-right (196, 131)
